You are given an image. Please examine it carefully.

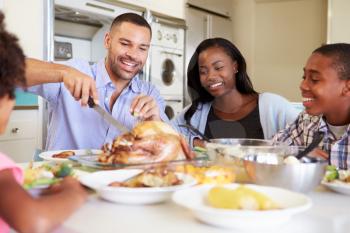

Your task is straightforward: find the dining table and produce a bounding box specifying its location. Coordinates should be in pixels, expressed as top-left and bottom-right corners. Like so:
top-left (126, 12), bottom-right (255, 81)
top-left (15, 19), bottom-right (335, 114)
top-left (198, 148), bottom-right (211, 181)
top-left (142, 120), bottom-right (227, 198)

top-left (18, 162), bottom-right (350, 233)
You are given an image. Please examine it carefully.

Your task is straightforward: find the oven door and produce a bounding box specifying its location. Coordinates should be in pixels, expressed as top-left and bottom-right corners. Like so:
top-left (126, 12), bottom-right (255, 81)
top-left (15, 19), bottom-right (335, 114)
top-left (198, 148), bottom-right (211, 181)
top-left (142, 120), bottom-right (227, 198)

top-left (149, 46), bottom-right (184, 97)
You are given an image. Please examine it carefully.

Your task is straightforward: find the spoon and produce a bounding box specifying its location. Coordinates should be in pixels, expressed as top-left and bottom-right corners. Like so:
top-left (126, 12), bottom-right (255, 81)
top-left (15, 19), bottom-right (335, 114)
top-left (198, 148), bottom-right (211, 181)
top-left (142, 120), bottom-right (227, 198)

top-left (295, 131), bottom-right (324, 160)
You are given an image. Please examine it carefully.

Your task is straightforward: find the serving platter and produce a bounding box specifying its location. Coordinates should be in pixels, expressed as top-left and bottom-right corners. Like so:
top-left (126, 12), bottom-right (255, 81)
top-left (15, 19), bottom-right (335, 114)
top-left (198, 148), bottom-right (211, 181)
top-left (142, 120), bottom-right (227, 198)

top-left (69, 154), bottom-right (209, 170)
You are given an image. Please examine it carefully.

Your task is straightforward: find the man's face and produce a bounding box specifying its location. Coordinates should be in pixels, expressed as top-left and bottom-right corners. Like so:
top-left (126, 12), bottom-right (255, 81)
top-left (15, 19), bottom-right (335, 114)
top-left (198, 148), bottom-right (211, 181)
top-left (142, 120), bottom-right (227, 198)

top-left (300, 52), bottom-right (349, 123)
top-left (104, 22), bottom-right (151, 82)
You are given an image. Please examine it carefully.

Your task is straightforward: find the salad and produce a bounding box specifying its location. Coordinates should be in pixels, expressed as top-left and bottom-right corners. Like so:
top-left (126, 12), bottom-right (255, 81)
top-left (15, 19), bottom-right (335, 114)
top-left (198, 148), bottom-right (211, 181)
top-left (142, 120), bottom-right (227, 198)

top-left (23, 162), bottom-right (74, 189)
top-left (324, 165), bottom-right (350, 183)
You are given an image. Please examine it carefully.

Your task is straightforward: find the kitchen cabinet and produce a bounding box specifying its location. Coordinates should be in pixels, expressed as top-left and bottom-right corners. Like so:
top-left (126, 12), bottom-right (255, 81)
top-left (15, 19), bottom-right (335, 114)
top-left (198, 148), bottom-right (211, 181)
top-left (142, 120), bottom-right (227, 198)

top-left (0, 110), bottom-right (39, 162)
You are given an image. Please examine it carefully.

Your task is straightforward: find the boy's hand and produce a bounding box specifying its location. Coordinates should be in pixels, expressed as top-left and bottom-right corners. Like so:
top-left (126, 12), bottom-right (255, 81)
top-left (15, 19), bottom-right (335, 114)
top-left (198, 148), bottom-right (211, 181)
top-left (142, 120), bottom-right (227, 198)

top-left (311, 148), bottom-right (329, 159)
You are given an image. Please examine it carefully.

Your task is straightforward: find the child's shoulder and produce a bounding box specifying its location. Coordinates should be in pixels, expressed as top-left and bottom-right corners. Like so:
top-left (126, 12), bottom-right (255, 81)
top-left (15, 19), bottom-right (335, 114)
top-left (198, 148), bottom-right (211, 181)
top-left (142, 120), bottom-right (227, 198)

top-left (0, 152), bottom-right (15, 167)
top-left (0, 152), bottom-right (23, 182)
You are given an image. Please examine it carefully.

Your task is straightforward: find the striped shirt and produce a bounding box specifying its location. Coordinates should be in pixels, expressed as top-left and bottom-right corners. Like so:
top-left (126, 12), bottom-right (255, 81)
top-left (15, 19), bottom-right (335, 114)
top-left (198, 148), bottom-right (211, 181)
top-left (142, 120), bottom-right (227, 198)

top-left (273, 111), bottom-right (350, 169)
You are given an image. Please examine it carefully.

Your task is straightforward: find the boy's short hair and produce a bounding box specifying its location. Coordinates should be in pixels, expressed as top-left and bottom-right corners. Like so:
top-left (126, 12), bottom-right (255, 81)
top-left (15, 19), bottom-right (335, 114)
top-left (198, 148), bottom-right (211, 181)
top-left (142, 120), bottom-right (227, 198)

top-left (0, 12), bottom-right (26, 99)
top-left (110, 12), bottom-right (152, 37)
top-left (313, 43), bottom-right (350, 80)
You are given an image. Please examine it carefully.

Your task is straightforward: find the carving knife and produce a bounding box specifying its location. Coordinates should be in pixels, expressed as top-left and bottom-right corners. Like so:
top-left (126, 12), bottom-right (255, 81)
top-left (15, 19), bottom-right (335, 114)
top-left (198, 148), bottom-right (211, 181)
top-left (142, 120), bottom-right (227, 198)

top-left (88, 96), bottom-right (129, 133)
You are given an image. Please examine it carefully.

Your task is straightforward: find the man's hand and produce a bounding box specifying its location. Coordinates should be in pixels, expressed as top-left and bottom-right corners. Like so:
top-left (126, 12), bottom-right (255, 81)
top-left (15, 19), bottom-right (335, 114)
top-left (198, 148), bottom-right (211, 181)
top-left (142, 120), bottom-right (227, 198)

top-left (62, 67), bottom-right (98, 106)
top-left (130, 95), bottom-right (161, 121)
top-left (25, 58), bottom-right (98, 106)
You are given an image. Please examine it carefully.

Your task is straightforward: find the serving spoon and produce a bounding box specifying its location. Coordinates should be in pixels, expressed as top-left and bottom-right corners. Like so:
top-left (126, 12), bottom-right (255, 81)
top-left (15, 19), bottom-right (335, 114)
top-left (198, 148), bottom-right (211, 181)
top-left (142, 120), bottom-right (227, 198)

top-left (295, 132), bottom-right (324, 160)
top-left (178, 124), bottom-right (210, 142)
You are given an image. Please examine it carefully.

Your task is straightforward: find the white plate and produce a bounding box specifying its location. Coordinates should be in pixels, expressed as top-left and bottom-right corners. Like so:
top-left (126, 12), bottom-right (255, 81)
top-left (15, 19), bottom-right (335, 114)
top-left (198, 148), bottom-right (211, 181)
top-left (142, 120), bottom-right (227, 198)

top-left (79, 169), bottom-right (197, 205)
top-left (322, 180), bottom-right (350, 195)
top-left (39, 149), bottom-right (102, 162)
top-left (172, 184), bottom-right (311, 231)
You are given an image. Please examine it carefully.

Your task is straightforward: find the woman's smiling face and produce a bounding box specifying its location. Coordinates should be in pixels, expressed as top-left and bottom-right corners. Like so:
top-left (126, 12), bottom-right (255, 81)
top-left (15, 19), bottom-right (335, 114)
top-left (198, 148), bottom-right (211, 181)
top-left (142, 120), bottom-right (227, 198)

top-left (198, 46), bottom-right (238, 98)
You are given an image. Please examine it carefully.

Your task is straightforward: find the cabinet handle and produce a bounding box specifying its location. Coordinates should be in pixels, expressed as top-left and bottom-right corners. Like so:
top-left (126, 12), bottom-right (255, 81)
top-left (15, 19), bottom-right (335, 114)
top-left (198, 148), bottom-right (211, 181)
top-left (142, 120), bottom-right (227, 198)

top-left (11, 128), bottom-right (19, 134)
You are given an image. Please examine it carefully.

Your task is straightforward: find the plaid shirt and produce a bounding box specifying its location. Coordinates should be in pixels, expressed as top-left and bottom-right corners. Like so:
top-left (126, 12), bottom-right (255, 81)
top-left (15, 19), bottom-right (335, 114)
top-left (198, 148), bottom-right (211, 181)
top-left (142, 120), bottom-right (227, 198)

top-left (273, 111), bottom-right (350, 169)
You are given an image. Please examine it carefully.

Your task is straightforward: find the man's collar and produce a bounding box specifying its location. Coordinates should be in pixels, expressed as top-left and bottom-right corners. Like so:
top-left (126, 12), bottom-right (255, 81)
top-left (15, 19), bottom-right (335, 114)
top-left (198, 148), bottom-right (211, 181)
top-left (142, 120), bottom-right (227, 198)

top-left (95, 59), bottom-right (142, 94)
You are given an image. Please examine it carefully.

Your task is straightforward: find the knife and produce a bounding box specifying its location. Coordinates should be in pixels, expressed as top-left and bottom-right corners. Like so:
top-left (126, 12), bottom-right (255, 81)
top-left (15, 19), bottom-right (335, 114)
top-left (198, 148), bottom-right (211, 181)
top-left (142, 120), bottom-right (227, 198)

top-left (88, 96), bottom-right (129, 133)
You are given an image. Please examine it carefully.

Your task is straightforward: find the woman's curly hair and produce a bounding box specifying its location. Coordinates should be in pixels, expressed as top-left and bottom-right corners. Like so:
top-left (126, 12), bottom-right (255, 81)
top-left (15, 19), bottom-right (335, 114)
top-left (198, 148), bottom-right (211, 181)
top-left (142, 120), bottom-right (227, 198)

top-left (0, 12), bottom-right (26, 99)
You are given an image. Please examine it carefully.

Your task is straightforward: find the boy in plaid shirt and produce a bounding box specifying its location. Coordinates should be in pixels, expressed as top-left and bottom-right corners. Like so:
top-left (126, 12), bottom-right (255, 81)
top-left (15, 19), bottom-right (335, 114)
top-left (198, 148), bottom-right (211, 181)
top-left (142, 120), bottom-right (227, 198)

top-left (273, 43), bottom-right (350, 169)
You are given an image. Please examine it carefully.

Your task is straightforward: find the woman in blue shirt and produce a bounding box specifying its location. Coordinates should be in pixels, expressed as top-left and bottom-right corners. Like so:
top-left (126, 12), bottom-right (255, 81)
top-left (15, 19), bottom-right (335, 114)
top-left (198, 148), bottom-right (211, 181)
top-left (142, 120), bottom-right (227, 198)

top-left (173, 38), bottom-right (300, 148)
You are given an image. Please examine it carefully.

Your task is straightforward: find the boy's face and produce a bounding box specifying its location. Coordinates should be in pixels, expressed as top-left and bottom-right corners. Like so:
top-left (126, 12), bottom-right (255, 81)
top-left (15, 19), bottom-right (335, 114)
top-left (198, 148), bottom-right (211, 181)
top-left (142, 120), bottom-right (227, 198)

top-left (104, 22), bottom-right (151, 83)
top-left (300, 52), bottom-right (349, 124)
top-left (0, 95), bottom-right (14, 134)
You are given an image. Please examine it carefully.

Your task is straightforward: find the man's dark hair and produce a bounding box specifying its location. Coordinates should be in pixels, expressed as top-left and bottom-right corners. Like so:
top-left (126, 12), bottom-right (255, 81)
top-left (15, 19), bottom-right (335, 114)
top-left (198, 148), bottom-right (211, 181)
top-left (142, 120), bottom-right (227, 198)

top-left (0, 12), bottom-right (26, 99)
top-left (110, 12), bottom-right (152, 38)
top-left (313, 43), bottom-right (350, 80)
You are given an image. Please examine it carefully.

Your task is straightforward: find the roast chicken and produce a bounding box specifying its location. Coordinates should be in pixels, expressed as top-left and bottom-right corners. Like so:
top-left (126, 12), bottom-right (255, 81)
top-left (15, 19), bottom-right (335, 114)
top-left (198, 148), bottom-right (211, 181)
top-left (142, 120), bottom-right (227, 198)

top-left (98, 121), bottom-right (194, 164)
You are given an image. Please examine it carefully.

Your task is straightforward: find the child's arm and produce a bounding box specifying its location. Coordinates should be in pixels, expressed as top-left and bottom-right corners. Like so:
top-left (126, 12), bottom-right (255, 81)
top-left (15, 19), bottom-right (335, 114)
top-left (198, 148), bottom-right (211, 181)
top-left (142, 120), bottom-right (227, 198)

top-left (0, 169), bottom-right (87, 233)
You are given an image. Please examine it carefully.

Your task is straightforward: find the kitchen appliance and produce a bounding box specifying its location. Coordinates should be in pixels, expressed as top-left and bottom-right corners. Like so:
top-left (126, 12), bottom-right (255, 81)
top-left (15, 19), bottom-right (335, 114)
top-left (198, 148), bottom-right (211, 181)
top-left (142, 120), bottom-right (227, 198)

top-left (147, 17), bottom-right (186, 119)
top-left (52, 0), bottom-right (144, 62)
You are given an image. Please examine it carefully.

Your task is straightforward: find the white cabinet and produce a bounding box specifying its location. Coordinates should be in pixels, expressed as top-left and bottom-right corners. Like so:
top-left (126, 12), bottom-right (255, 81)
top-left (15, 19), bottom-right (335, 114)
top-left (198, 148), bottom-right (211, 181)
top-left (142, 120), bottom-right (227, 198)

top-left (0, 110), bottom-right (39, 162)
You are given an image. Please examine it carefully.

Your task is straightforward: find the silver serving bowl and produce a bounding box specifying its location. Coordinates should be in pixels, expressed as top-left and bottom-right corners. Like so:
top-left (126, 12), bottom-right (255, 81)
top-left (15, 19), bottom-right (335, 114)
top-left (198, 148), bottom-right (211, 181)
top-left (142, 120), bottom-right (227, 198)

top-left (205, 138), bottom-right (287, 182)
top-left (243, 146), bottom-right (328, 193)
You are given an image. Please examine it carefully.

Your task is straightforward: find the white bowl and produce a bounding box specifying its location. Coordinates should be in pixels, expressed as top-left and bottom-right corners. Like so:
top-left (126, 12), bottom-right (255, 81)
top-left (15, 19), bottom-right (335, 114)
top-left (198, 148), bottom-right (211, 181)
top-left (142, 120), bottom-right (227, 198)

top-left (172, 183), bottom-right (311, 231)
top-left (79, 169), bottom-right (197, 205)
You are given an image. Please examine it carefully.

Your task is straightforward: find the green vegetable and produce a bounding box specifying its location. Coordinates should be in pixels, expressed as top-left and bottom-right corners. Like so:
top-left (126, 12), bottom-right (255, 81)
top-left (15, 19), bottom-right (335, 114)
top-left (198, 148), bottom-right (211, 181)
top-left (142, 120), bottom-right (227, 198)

top-left (194, 146), bottom-right (207, 153)
top-left (54, 163), bottom-right (73, 178)
top-left (325, 165), bottom-right (339, 182)
top-left (24, 178), bottom-right (58, 189)
top-left (326, 165), bottom-right (337, 172)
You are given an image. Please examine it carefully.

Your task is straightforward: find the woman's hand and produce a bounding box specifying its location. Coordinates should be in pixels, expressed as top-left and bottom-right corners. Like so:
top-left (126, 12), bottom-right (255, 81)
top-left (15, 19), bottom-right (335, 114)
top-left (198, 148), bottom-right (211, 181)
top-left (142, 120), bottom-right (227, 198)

top-left (193, 138), bottom-right (205, 148)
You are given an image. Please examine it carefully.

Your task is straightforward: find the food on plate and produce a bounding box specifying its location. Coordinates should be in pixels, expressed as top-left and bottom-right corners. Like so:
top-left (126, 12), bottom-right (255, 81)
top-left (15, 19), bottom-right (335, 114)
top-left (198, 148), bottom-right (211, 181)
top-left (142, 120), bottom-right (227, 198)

top-left (324, 165), bottom-right (350, 183)
top-left (108, 167), bottom-right (182, 187)
top-left (52, 150), bottom-right (75, 158)
top-left (98, 121), bottom-right (193, 164)
top-left (176, 164), bottom-right (235, 184)
top-left (23, 163), bottom-right (74, 189)
top-left (207, 186), bottom-right (280, 210)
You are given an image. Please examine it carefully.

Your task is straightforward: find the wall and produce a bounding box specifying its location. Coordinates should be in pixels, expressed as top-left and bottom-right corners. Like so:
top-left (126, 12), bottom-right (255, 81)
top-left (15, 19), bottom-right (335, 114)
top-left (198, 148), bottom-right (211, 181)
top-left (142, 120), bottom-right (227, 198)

top-left (3, 0), bottom-right (44, 59)
top-left (327, 0), bottom-right (350, 43)
top-left (2, 0), bottom-right (44, 154)
top-left (231, 0), bottom-right (255, 77)
top-left (232, 0), bottom-right (327, 102)
top-left (116, 0), bottom-right (186, 19)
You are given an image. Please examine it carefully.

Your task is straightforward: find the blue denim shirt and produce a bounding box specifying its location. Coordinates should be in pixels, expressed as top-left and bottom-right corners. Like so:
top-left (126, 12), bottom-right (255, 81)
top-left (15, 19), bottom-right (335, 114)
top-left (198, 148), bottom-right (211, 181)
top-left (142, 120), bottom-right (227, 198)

top-left (27, 59), bottom-right (168, 150)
